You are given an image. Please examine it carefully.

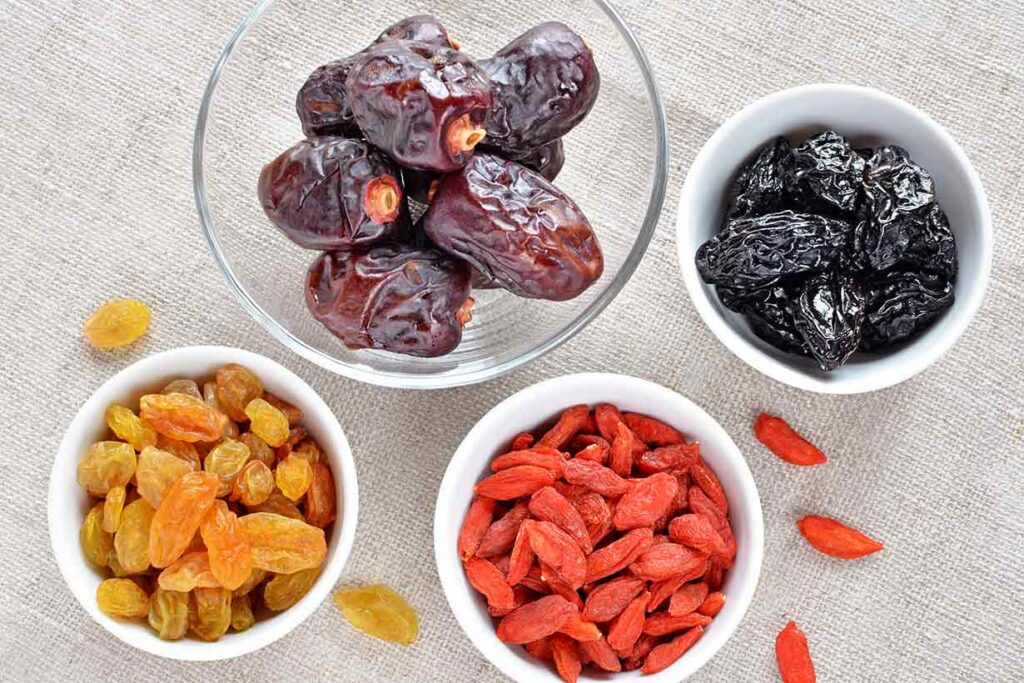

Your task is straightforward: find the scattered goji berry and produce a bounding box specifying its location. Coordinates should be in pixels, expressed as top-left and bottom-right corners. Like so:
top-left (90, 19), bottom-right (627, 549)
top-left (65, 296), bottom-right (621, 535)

top-left (776, 620), bottom-right (817, 683)
top-left (582, 576), bottom-right (644, 622)
top-left (667, 581), bottom-right (708, 617)
top-left (690, 458), bottom-right (728, 513)
top-left (585, 528), bottom-right (654, 583)
top-left (629, 543), bottom-right (708, 582)
top-left (550, 633), bottom-right (583, 683)
top-left (491, 447), bottom-right (566, 476)
top-left (606, 591), bottom-right (649, 654)
top-left (464, 556), bottom-right (516, 613)
top-left (797, 515), bottom-right (884, 559)
top-left (529, 487), bottom-right (593, 554)
top-left (755, 413), bottom-right (827, 466)
top-left (642, 611), bottom-right (712, 636)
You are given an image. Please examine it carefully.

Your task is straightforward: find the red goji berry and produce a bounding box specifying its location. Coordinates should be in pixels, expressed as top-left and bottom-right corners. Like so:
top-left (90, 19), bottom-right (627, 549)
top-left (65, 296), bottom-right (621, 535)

top-left (612, 472), bottom-right (678, 531)
top-left (585, 528), bottom-right (654, 583)
top-left (606, 591), bottom-right (649, 654)
top-left (475, 465), bottom-right (557, 500)
top-left (698, 591), bottom-right (726, 617)
top-left (797, 515), bottom-right (884, 559)
top-left (549, 633), bottom-right (582, 683)
top-left (667, 581), bottom-right (708, 617)
top-left (496, 595), bottom-right (575, 644)
top-left (755, 413), bottom-right (827, 466)
top-left (690, 458), bottom-right (728, 513)
top-left (622, 412), bottom-right (685, 446)
top-left (464, 556), bottom-right (515, 612)
top-left (491, 447), bottom-right (566, 476)
top-left (538, 405), bottom-right (590, 450)
top-left (776, 621), bottom-right (817, 683)
top-left (475, 501), bottom-right (529, 558)
top-left (629, 543), bottom-right (707, 582)
top-left (581, 576), bottom-right (644, 622)
top-left (643, 610), bottom-right (712, 636)
top-left (458, 496), bottom-right (496, 560)
top-left (578, 637), bottom-right (621, 672)
top-left (529, 486), bottom-right (592, 554)
top-left (641, 626), bottom-right (704, 673)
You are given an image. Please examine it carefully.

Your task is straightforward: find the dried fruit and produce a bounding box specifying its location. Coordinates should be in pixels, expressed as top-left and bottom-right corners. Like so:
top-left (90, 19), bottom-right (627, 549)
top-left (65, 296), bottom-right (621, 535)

top-left (562, 459), bottom-right (630, 498)
top-left (491, 447), bottom-right (566, 476)
top-left (264, 567), bottom-right (320, 611)
top-left (496, 595), bottom-right (574, 644)
top-left (529, 487), bottom-right (592, 554)
top-left (157, 551), bottom-right (220, 591)
top-left (244, 398), bottom-right (290, 448)
top-left (788, 130), bottom-right (865, 214)
top-left (506, 523), bottom-right (536, 586)
top-left (96, 578), bottom-right (149, 619)
top-left (77, 441), bottom-right (136, 495)
top-left (621, 413), bottom-right (685, 447)
top-left (276, 454), bottom-right (313, 502)
top-left (690, 459), bottom-right (728, 513)
top-left (550, 633), bottom-right (583, 683)
top-left (667, 582), bottom-right (709, 617)
top-left (136, 445), bottom-right (195, 507)
top-left (230, 594), bottom-right (255, 632)
top-left (157, 435), bottom-right (201, 469)
top-left (83, 298), bottom-right (151, 349)
top-left (612, 472), bottom-right (678, 531)
top-left (102, 485), bottom-right (126, 534)
top-left (189, 587), bottom-right (232, 641)
top-left (792, 271), bottom-right (866, 370)
top-left (578, 638), bottom-right (622, 673)
top-left (797, 515), bottom-right (884, 559)
top-left (475, 466), bottom-right (557, 500)
top-left (635, 443), bottom-right (701, 475)
top-left (642, 611), bottom-right (712, 636)
top-left (726, 136), bottom-right (791, 219)
top-left (524, 520), bottom-right (587, 589)
top-left (164, 379), bottom-right (203, 400)
top-left (239, 512), bottom-right (327, 573)
top-left (140, 393), bottom-right (228, 443)
top-left (459, 496), bottom-right (496, 560)
top-left (465, 557), bottom-right (515, 612)
top-left (606, 591), bottom-right (649, 654)
top-left (558, 611), bottom-right (601, 642)
top-left (333, 584), bottom-right (419, 645)
top-left (200, 500), bottom-right (253, 590)
top-left (304, 461), bottom-right (337, 528)
top-left (231, 460), bottom-right (274, 507)
top-left (251, 490), bottom-right (304, 520)
top-left (570, 491), bottom-right (613, 546)
top-left (235, 567), bottom-right (269, 597)
top-left (630, 543), bottom-right (707, 582)
top-left (776, 621), bottom-right (817, 683)
top-left (537, 405), bottom-right (591, 449)
top-left (105, 405), bottom-right (157, 451)
top-left (80, 503), bottom-right (113, 567)
top-left (114, 498), bottom-right (156, 574)
top-left (641, 626), bottom-right (704, 674)
top-left (148, 471), bottom-right (219, 568)
top-left (668, 514), bottom-right (729, 557)
top-left (582, 577), bottom-right (645, 622)
top-left (214, 364), bottom-right (263, 422)
top-left (754, 413), bottom-right (827, 466)
top-left (238, 431), bottom-right (275, 468)
top-left (148, 588), bottom-right (189, 640)
top-left (608, 422), bottom-right (634, 478)
top-left (698, 591), bottom-right (726, 617)
top-left (586, 528), bottom-right (654, 583)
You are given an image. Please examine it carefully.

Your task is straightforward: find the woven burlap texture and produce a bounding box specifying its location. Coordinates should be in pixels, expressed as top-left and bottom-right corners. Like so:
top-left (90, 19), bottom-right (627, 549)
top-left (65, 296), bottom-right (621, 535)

top-left (1, 0), bottom-right (1022, 681)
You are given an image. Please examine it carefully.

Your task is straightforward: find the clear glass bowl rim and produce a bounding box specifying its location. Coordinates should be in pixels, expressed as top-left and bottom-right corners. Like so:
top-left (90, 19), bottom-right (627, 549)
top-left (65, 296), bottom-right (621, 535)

top-left (193, 0), bottom-right (670, 389)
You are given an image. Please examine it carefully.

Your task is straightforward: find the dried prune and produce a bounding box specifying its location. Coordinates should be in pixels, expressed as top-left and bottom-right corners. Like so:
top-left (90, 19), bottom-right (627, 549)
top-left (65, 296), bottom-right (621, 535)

top-left (860, 203), bottom-right (958, 278)
top-left (296, 57), bottom-right (362, 139)
top-left (424, 154), bottom-right (603, 300)
top-left (306, 246), bottom-right (473, 357)
top-left (786, 130), bottom-right (865, 215)
top-left (696, 211), bottom-right (849, 290)
top-left (482, 22), bottom-right (599, 154)
top-left (862, 145), bottom-right (935, 223)
top-left (726, 136), bottom-right (791, 219)
top-left (860, 271), bottom-right (954, 350)
top-left (375, 14), bottom-right (458, 48)
top-left (259, 137), bottom-right (409, 251)
top-left (791, 272), bottom-right (866, 371)
top-left (719, 285), bottom-right (807, 354)
top-left (346, 41), bottom-right (491, 172)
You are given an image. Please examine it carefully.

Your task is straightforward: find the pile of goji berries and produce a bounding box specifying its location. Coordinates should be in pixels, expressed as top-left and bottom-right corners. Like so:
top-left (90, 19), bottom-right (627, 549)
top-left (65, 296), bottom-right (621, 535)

top-left (458, 404), bottom-right (736, 680)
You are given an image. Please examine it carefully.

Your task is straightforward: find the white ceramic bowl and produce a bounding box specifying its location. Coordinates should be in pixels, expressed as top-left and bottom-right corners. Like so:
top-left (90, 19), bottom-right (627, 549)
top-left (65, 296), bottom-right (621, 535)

top-left (434, 373), bottom-right (763, 682)
top-left (676, 83), bottom-right (992, 394)
top-left (48, 346), bottom-right (359, 661)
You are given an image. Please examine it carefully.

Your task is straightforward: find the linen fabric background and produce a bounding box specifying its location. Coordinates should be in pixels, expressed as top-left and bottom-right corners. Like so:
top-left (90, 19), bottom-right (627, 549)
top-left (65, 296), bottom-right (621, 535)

top-left (1, 0), bottom-right (1022, 681)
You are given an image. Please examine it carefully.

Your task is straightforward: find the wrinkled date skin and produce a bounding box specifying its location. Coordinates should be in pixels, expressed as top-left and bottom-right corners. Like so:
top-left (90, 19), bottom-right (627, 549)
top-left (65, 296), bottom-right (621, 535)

top-left (792, 272), bottom-right (866, 371)
top-left (502, 138), bottom-right (566, 182)
top-left (346, 41), bottom-right (492, 172)
top-left (696, 210), bottom-right (849, 290)
top-left (375, 14), bottom-right (459, 47)
top-left (259, 137), bottom-right (408, 250)
top-left (482, 22), bottom-right (599, 155)
top-left (860, 271), bottom-right (954, 350)
top-left (306, 246), bottom-right (473, 357)
top-left (423, 154), bottom-right (603, 300)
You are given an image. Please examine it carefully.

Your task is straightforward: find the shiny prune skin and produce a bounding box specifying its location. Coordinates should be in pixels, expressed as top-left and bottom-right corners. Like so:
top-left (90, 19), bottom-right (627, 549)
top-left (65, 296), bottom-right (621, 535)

top-left (719, 285), bottom-right (808, 355)
top-left (726, 136), bottom-right (791, 220)
top-left (423, 154), bottom-right (603, 301)
top-left (860, 271), bottom-right (954, 350)
top-left (482, 22), bottom-right (599, 154)
top-left (306, 246), bottom-right (472, 357)
top-left (296, 57), bottom-right (361, 138)
top-left (863, 145), bottom-right (935, 222)
top-left (792, 272), bottom-right (866, 371)
top-left (259, 137), bottom-right (409, 250)
top-left (346, 41), bottom-right (492, 172)
top-left (375, 15), bottom-right (457, 48)
top-left (786, 130), bottom-right (865, 215)
top-left (696, 210), bottom-right (850, 290)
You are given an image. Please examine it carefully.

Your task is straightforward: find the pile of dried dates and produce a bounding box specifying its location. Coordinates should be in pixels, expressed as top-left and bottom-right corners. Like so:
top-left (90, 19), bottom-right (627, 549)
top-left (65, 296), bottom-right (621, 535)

top-left (259, 15), bottom-right (603, 358)
top-left (696, 130), bottom-right (958, 371)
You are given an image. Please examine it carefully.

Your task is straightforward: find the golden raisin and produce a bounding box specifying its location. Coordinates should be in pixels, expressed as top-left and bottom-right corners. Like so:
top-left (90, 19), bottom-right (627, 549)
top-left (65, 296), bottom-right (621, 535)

top-left (83, 298), bottom-right (151, 349)
top-left (263, 567), bottom-right (320, 611)
top-left (140, 393), bottom-right (228, 443)
top-left (136, 446), bottom-right (195, 507)
top-left (77, 441), bottom-right (136, 495)
top-left (305, 461), bottom-right (337, 529)
top-left (231, 594), bottom-right (255, 632)
top-left (162, 379), bottom-right (203, 400)
top-left (264, 392), bottom-right (303, 426)
top-left (102, 485), bottom-right (127, 534)
top-left (293, 440), bottom-right (322, 464)
top-left (238, 431), bottom-right (276, 468)
top-left (231, 460), bottom-right (274, 506)
top-left (96, 578), bottom-right (149, 619)
top-left (244, 399), bottom-right (290, 447)
top-left (200, 500), bottom-right (253, 590)
top-left (215, 364), bottom-right (264, 422)
top-left (234, 568), bottom-right (269, 597)
top-left (114, 498), bottom-right (156, 574)
top-left (238, 512), bottom-right (327, 574)
top-left (203, 439), bottom-right (251, 497)
top-left (148, 588), bottom-right (189, 640)
top-left (80, 503), bottom-right (113, 567)
top-left (250, 490), bottom-right (304, 520)
top-left (203, 382), bottom-right (240, 439)
top-left (148, 471), bottom-right (219, 568)
top-left (105, 405), bottom-right (157, 451)
top-left (157, 435), bottom-right (202, 469)
top-left (107, 548), bottom-right (129, 576)
top-left (332, 585), bottom-right (419, 646)
top-left (157, 551), bottom-right (221, 591)
top-left (189, 587), bottom-right (232, 641)
top-left (276, 455), bottom-right (313, 502)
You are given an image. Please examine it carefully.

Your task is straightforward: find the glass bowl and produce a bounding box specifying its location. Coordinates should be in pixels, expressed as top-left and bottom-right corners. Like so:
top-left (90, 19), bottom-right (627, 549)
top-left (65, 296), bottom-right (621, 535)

top-left (194, 0), bottom-right (668, 389)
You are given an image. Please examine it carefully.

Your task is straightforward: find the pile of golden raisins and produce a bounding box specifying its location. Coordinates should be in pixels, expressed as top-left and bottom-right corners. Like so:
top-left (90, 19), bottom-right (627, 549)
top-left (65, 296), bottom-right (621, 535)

top-left (78, 363), bottom-right (337, 641)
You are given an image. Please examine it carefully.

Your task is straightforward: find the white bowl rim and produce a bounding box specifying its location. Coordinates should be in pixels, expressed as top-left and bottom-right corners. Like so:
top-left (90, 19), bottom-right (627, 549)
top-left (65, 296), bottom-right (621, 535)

top-left (433, 372), bottom-right (764, 682)
top-left (192, 0), bottom-right (670, 390)
top-left (676, 82), bottom-right (993, 394)
top-left (47, 345), bottom-right (360, 661)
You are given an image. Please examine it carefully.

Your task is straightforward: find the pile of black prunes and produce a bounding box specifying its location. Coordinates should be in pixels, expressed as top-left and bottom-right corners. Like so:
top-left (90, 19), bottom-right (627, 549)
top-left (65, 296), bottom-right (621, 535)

top-left (696, 130), bottom-right (958, 371)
